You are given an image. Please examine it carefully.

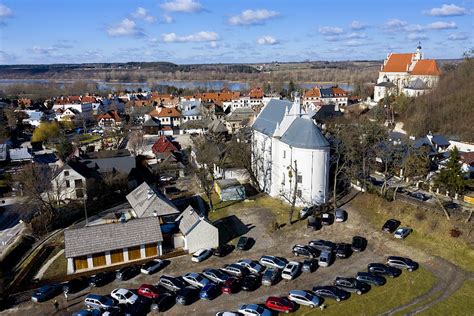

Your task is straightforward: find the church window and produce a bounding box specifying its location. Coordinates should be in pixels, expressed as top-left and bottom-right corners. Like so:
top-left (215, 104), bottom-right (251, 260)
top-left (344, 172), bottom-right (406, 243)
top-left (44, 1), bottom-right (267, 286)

top-left (297, 174), bottom-right (303, 183)
top-left (297, 189), bottom-right (302, 197)
top-left (283, 150), bottom-right (286, 159)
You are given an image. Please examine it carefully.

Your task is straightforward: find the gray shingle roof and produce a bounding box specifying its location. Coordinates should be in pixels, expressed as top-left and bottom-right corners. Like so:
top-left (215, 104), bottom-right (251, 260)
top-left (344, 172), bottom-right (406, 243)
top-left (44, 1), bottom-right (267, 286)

top-left (126, 182), bottom-right (179, 218)
top-left (252, 99), bottom-right (290, 136)
top-left (64, 217), bottom-right (163, 258)
top-left (84, 156), bottom-right (136, 175)
top-left (280, 117), bottom-right (329, 149)
top-left (175, 206), bottom-right (217, 236)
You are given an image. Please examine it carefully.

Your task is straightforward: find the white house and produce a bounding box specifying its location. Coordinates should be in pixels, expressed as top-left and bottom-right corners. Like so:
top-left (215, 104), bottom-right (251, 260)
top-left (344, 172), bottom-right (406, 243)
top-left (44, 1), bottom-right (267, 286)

top-left (21, 110), bottom-right (44, 127)
top-left (53, 103), bottom-right (94, 122)
top-left (50, 161), bottom-right (91, 202)
top-left (251, 95), bottom-right (330, 206)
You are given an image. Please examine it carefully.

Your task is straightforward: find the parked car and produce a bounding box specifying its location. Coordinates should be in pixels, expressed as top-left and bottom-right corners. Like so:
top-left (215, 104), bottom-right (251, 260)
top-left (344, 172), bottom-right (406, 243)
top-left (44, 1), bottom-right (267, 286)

top-left (115, 265), bottom-right (139, 281)
top-left (160, 175), bottom-right (174, 182)
top-left (192, 248), bottom-right (212, 262)
top-left (176, 286), bottom-right (200, 305)
top-left (300, 206), bottom-right (313, 219)
top-left (321, 213), bottom-right (333, 225)
top-left (216, 312), bottom-right (244, 316)
top-left (137, 284), bottom-right (159, 299)
top-left (183, 272), bottom-right (211, 288)
top-left (236, 259), bottom-right (265, 274)
top-left (309, 239), bottom-right (335, 252)
top-left (382, 219), bottom-right (401, 233)
top-left (123, 299), bottom-right (151, 316)
top-left (212, 244), bottom-right (235, 257)
top-left (307, 215), bottom-right (321, 230)
top-left (335, 208), bottom-right (346, 222)
top-left (221, 263), bottom-right (249, 278)
top-left (351, 236), bottom-right (367, 252)
top-left (73, 310), bottom-right (102, 316)
top-left (386, 256), bottom-right (419, 271)
top-left (319, 251), bottom-right (332, 267)
top-left (159, 275), bottom-right (187, 292)
top-left (63, 277), bottom-right (87, 294)
top-left (334, 277), bottom-right (370, 295)
top-left (111, 288), bottom-right (138, 305)
top-left (222, 277), bottom-right (241, 294)
top-left (241, 274), bottom-right (261, 291)
top-left (265, 296), bottom-right (295, 313)
top-left (200, 282), bottom-right (221, 300)
top-left (302, 259), bottom-right (318, 273)
top-left (281, 261), bottom-right (301, 280)
top-left (237, 236), bottom-right (254, 250)
top-left (292, 244), bottom-right (319, 258)
top-left (31, 284), bottom-right (61, 302)
top-left (238, 304), bottom-right (273, 316)
top-left (355, 272), bottom-right (386, 286)
top-left (394, 227), bottom-right (413, 239)
top-left (408, 192), bottom-right (430, 201)
top-left (262, 268), bottom-right (281, 286)
top-left (89, 272), bottom-right (114, 287)
top-left (288, 290), bottom-right (320, 308)
top-left (150, 292), bottom-right (175, 312)
top-left (84, 294), bottom-right (116, 310)
top-left (203, 268), bottom-right (230, 284)
top-left (141, 259), bottom-right (165, 274)
top-left (312, 285), bottom-right (350, 302)
top-left (368, 263), bottom-right (402, 277)
top-left (335, 243), bottom-right (352, 258)
top-left (259, 255), bottom-right (288, 269)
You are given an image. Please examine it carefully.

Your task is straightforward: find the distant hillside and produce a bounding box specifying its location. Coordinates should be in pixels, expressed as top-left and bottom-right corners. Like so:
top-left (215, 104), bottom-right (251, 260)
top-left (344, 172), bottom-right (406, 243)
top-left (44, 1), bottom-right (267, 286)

top-left (400, 57), bottom-right (474, 142)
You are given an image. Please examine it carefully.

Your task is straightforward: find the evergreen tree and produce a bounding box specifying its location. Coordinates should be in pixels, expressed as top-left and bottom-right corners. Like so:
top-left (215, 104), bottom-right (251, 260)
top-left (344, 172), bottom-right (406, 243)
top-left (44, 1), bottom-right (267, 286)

top-left (435, 147), bottom-right (466, 195)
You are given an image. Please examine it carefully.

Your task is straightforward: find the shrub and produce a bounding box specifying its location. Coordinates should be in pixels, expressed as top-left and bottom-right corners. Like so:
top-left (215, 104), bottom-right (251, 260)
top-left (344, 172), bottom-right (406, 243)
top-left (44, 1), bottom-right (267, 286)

top-left (450, 228), bottom-right (462, 238)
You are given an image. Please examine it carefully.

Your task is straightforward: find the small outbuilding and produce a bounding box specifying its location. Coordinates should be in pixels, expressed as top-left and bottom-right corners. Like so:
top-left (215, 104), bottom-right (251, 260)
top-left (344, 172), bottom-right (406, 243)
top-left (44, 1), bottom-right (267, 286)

top-left (214, 179), bottom-right (246, 202)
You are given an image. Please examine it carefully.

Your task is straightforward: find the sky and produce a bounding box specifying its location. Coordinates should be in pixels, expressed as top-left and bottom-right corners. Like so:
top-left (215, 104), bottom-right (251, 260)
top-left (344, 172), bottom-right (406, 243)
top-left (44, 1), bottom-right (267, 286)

top-left (0, 0), bottom-right (472, 64)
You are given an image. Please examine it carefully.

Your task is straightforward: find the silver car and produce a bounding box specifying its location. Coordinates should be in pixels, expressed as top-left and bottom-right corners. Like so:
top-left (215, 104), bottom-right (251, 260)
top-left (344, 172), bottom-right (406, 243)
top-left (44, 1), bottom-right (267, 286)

top-left (318, 251), bottom-right (332, 267)
top-left (236, 259), bottom-right (265, 274)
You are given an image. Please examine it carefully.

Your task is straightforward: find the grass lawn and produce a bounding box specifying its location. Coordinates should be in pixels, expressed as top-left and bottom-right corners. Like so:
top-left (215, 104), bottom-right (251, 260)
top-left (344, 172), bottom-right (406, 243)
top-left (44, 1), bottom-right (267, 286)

top-left (78, 133), bottom-right (102, 144)
top-left (419, 280), bottom-right (474, 316)
top-left (292, 267), bottom-right (437, 316)
top-left (350, 194), bottom-right (474, 272)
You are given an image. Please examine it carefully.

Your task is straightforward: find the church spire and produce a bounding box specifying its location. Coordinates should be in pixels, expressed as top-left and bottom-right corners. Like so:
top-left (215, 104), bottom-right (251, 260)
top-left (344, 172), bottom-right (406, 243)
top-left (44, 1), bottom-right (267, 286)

top-left (415, 42), bottom-right (423, 60)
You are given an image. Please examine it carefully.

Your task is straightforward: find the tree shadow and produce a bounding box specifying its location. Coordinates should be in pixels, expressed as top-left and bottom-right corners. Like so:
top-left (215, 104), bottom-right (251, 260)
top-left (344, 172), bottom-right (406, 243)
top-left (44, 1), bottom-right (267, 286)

top-left (213, 215), bottom-right (251, 244)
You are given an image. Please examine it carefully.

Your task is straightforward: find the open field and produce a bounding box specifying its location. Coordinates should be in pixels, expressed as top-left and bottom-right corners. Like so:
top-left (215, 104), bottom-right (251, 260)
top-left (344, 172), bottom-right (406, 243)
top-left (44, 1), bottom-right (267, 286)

top-left (419, 280), bottom-right (474, 316)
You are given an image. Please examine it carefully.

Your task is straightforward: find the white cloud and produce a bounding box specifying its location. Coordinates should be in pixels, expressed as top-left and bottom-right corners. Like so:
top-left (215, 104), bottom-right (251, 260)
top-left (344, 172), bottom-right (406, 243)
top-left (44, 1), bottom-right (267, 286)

top-left (107, 18), bottom-right (143, 37)
top-left (347, 32), bottom-right (367, 39)
top-left (427, 21), bottom-right (457, 30)
top-left (162, 14), bottom-right (173, 23)
top-left (385, 18), bottom-right (408, 28)
top-left (160, 0), bottom-right (203, 13)
top-left (448, 32), bottom-right (469, 40)
top-left (161, 31), bottom-right (218, 42)
top-left (350, 20), bottom-right (367, 30)
top-left (425, 4), bottom-right (469, 17)
top-left (404, 24), bottom-right (424, 32)
top-left (256, 35), bottom-right (278, 45)
top-left (318, 26), bottom-right (344, 35)
top-left (407, 33), bottom-right (428, 41)
top-left (228, 9), bottom-right (279, 26)
top-left (0, 4), bottom-right (12, 18)
top-left (132, 7), bottom-right (156, 23)
top-left (344, 40), bottom-right (366, 47)
top-left (209, 41), bottom-right (218, 48)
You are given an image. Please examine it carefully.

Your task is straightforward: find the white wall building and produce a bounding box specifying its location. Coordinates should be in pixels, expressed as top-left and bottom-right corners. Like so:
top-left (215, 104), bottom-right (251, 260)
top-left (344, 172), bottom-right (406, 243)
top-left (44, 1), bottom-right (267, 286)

top-left (251, 95), bottom-right (330, 206)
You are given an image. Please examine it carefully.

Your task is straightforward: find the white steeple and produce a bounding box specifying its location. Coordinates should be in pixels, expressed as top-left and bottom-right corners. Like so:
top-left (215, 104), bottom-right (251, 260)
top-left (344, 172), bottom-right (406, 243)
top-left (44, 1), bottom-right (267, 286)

top-left (414, 42), bottom-right (423, 61)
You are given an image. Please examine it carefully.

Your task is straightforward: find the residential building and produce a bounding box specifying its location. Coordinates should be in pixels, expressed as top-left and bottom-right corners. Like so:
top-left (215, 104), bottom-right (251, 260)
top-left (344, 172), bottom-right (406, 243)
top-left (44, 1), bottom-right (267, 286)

top-left (303, 86), bottom-right (348, 110)
top-left (148, 107), bottom-right (182, 127)
top-left (50, 160), bottom-right (97, 202)
top-left (97, 110), bottom-right (122, 128)
top-left (225, 108), bottom-right (256, 133)
top-left (252, 95), bottom-right (330, 206)
top-left (53, 103), bottom-right (94, 122)
top-left (180, 100), bottom-right (203, 123)
top-left (21, 110), bottom-right (44, 127)
top-left (151, 136), bottom-right (179, 160)
top-left (126, 181), bottom-right (179, 220)
top-left (9, 147), bottom-right (33, 162)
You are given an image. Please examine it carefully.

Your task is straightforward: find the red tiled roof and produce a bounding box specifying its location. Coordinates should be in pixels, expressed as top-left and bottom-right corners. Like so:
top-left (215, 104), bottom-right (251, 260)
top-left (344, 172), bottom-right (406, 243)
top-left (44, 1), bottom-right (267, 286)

top-left (152, 136), bottom-right (177, 154)
top-left (304, 87), bottom-right (321, 98)
top-left (382, 53), bottom-right (414, 72)
top-left (461, 152), bottom-right (474, 165)
top-left (332, 87), bottom-right (348, 96)
top-left (97, 110), bottom-right (121, 122)
top-left (249, 87), bottom-right (264, 99)
top-left (81, 96), bottom-right (97, 103)
top-left (149, 107), bottom-right (181, 118)
top-left (411, 59), bottom-right (441, 76)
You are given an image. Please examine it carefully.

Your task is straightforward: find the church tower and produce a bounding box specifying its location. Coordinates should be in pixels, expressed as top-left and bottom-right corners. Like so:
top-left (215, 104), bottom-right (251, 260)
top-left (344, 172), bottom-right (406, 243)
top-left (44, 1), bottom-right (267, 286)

top-left (414, 42), bottom-right (423, 61)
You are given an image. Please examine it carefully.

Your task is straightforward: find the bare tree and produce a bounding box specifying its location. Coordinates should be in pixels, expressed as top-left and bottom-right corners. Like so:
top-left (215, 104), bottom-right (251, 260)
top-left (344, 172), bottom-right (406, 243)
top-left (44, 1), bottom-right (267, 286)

top-left (128, 130), bottom-right (145, 156)
top-left (279, 160), bottom-right (301, 225)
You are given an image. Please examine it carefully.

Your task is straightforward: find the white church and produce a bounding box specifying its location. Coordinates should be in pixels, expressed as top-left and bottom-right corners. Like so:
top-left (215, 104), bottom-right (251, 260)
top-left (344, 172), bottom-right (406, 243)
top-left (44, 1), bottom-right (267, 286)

top-left (251, 94), bottom-right (330, 206)
top-left (374, 44), bottom-right (441, 102)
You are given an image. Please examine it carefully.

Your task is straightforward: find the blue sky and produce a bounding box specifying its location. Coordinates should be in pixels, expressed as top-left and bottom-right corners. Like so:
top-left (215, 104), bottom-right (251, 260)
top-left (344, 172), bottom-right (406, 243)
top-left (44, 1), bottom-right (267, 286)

top-left (0, 0), bottom-right (472, 64)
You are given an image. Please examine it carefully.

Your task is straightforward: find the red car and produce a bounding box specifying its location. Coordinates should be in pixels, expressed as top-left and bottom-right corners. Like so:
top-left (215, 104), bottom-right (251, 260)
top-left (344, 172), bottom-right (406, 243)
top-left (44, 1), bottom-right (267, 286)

top-left (222, 277), bottom-right (241, 294)
top-left (138, 284), bottom-right (159, 299)
top-left (265, 296), bottom-right (295, 313)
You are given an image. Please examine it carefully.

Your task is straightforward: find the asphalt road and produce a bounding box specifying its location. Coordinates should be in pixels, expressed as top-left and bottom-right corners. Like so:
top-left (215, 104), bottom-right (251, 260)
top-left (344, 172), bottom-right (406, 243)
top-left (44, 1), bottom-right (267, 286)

top-left (0, 197), bottom-right (23, 255)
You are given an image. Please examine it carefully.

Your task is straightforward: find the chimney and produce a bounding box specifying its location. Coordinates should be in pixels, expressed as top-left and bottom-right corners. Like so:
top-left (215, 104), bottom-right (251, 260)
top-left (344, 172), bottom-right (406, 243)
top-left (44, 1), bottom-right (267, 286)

top-left (153, 210), bottom-right (158, 217)
top-left (120, 213), bottom-right (126, 224)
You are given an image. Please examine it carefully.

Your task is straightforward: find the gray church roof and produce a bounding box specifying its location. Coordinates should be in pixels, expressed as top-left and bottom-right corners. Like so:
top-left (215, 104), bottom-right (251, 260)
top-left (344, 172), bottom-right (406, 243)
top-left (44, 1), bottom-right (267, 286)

top-left (252, 99), bottom-right (291, 136)
top-left (405, 78), bottom-right (428, 90)
top-left (280, 117), bottom-right (330, 149)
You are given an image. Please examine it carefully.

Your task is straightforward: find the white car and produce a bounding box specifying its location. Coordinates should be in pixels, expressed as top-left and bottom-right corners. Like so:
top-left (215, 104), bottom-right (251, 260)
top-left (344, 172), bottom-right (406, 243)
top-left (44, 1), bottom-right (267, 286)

top-left (394, 227), bottom-right (413, 239)
top-left (281, 261), bottom-right (301, 280)
top-left (236, 259), bottom-right (265, 274)
top-left (140, 259), bottom-right (165, 274)
top-left (182, 272), bottom-right (211, 288)
top-left (288, 290), bottom-right (320, 308)
top-left (110, 288), bottom-right (138, 305)
top-left (216, 312), bottom-right (245, 316)
top-left (238, 304), bottom-right (272, 316)
top-left (192, 248), bottom-right (212, 262)
top-left (259, 255), bottom-right (288, 269)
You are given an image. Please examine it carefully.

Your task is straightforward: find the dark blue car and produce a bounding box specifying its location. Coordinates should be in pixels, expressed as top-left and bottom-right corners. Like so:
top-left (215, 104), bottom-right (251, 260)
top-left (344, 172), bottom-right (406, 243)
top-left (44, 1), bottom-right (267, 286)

top-left (31, 284), bottom-right (61, 302)
top-left (73, 310), bottom-right (102, 316)
top-left (199, 283), bottom-right (221, 300)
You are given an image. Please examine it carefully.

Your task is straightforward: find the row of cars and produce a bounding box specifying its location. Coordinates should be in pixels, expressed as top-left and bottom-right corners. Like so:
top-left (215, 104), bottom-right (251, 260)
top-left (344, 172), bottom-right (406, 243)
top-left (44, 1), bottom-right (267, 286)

top-left (219, 256), bottom-right (419, 316)
top-left (382, 218), bottom-right (413, 239)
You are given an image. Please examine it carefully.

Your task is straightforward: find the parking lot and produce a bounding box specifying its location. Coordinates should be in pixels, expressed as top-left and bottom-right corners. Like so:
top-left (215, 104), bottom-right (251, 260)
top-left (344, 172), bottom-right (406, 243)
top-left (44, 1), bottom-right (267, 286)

top-left (6, 202), bottom-right (426, 316)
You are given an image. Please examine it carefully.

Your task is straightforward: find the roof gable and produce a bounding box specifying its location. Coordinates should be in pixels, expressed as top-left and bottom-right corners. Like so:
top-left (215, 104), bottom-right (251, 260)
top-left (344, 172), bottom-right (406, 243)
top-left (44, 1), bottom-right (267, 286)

top-left (411, 59), bottom-right (441, 76)
top-left (126, 182), bottom-right (179, 218)
top-left (382, 53), bottom-right (414, 72)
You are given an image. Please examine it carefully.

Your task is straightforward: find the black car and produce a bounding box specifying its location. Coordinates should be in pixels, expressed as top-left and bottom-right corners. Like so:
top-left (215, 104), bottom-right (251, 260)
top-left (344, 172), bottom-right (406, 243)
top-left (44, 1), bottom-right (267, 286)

top-left (123, 298), bottom-right (151, 316)
top-left (159, 275), bottom-right (187, 292)
top-left (386, 256), bottom-right (419, 271)
top-left (212, 244), bottom-right (235, 257)
top-left (89, 272), bottom-right (114, 287)
top-left (309, 239), bottom-right (336, 252)
top-left (150, 292), bottom-right (175, 312)
top-left (176, 286), bottom-right (200, 305)
top-left (312, 285), bottom-right (350, 302)
top-left (351, 236), bottom-right (367, 252)
top-left (302, 259), bottom-right (318, 273)
top-left (355, 272), bottom-right (386, 286)
top-left (237, 236), bottom-right (254, 250)
top-left (63, 277), bottom-right (87, 294)
top-left (116, 265), bottom-right (139, 281)
top-left (321, 213), bottom-right (334, 225)
top-left (368, 263), bottom-right (402, 277)
top-left (334, 277), bottom-right (371, 295)
top-left (241, 274), bottom-right (261, 291)
top-left (292, 244), bottom-right (319, 258)
top-left (408, 192), bottom-right (430, 201)
top-left (307, 215), bottom-right (321, 231)
top-left (382, 219), bottom-right (401, 233)
top-left (335, 243), bottom-right (352, 258)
